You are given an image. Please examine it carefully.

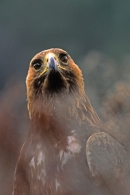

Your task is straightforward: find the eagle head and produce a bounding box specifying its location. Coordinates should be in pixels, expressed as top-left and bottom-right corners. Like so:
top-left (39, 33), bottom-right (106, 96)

top-left (26, 48), bottom-right (86, 118)
top-left (26, 48), bottom-right (84, 96)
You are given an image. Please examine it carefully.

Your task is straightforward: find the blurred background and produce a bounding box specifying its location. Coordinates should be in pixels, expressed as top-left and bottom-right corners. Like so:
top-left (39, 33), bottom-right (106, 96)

top-left (1, 1), bottom-right (130, 194)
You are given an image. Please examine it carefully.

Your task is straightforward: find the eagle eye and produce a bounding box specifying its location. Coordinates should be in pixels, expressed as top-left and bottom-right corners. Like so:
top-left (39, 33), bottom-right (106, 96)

top-left (32, 59), bottom-right (42, 70)
top-left (59, 53), bottom-right (68, 64)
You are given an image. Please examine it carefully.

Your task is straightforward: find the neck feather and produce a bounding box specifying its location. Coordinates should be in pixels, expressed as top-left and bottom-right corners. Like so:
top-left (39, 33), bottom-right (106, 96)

top-left (28, 89), bottom-right (100, 128)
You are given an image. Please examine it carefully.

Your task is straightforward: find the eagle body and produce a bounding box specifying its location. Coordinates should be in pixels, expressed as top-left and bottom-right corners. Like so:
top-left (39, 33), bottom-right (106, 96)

top-left (12, 49), bottom-right (130, 195)
top-left (14, 108), bottom-right (100, 195)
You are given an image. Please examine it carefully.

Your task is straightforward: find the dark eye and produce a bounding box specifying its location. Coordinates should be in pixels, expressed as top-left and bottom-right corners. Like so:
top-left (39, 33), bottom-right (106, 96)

top-left (32, 59), bottom-right (42, 70)
top-left (59, 53), bottom-right (68, 64)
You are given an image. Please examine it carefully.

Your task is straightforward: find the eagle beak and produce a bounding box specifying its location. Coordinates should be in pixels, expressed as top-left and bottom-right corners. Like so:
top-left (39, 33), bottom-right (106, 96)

top-left (47, 54), bottom-right (58, 71)
top-left (40, 53), bottom-right (66, 76)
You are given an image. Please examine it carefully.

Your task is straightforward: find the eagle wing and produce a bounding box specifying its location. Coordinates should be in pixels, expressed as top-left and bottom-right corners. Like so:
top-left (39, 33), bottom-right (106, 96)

top-left (86, 132), bottom-right (130, 195)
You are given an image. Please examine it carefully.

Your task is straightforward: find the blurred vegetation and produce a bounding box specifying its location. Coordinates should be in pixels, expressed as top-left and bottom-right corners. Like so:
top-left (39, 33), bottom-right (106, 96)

top-left (0, 1), bottom-right (130, 194)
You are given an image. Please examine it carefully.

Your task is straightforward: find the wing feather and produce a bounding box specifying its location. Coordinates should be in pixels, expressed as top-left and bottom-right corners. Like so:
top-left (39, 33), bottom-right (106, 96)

top-left (86, 132), bottom-right (130, 195)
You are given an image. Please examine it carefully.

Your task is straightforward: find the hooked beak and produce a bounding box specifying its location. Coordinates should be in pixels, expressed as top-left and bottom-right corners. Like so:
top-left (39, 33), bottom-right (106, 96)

top-left (47, 54), bottom-right (58, 71)
top-left (40, 53), bottom-right (66, 76)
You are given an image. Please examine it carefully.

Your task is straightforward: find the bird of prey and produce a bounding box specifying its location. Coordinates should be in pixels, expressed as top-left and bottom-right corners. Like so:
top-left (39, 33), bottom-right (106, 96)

top-left (12, 48), bottom-right (130, 195)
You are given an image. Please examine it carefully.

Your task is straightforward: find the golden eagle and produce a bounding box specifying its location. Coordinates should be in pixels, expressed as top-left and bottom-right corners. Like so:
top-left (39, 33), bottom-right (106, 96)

top-left (12, 48), bottom-right (130, 195)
